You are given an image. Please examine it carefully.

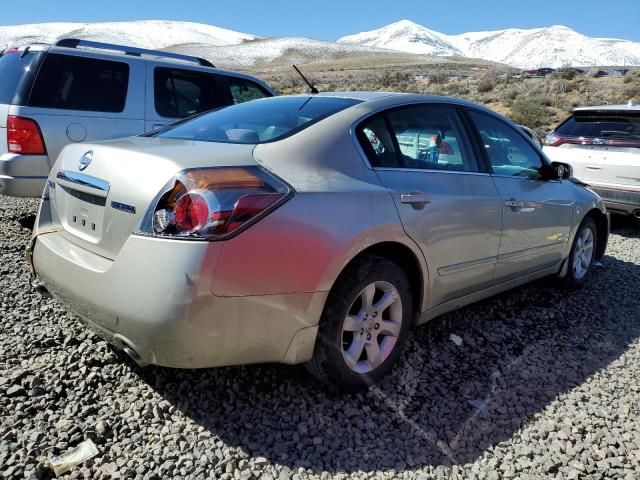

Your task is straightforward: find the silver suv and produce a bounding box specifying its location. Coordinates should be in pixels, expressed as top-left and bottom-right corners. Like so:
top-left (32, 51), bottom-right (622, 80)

top-left (0, 39), bottom-right (275, 197)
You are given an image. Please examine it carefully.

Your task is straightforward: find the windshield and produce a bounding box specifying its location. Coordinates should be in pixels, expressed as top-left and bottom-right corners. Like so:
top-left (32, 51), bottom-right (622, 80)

top-left (556, 111), bottom-right (640, 139)
top-left (0, 50), bottom-right (45, 105)
top-left (150, 96), bottom-right (362, 144)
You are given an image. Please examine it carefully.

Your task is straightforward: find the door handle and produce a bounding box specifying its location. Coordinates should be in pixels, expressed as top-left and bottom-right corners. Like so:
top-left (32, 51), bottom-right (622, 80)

top-left (401, 192), bottom-right (431, 205)
top-left (504, 199), bottom-right (525, 208)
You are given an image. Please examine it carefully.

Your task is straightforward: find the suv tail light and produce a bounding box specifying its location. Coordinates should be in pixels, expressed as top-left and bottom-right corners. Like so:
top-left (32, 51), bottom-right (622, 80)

top-left (7, 116), bottom-right (47, 154)
top-left (137, 166), bottom-right (293, 241)
top-left (543, 133), bottom-right (563, 146)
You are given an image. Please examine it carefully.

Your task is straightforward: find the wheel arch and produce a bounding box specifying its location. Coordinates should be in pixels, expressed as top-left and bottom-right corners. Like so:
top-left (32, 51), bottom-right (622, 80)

top-left (584, 208), bottom-right (609, 260)
top-left (324, 241), bottom-right (427, 323)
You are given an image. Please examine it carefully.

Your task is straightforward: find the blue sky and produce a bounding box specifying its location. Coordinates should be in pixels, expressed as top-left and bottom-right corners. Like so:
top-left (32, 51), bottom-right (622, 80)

top-left (2, 0), bottom-right (639, 41)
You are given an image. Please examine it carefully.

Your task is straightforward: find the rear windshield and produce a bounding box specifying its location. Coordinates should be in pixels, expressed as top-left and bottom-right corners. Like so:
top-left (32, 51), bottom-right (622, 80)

top-left (151, 96), bottom-right (361, 144)
top-left (0, 50), bottom-right (45, 105)
top-left (556, 111), bottom-right (640, 140)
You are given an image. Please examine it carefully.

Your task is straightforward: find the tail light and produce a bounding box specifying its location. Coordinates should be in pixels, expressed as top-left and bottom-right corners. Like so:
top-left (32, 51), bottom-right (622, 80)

top-left (544, 132), bottom-right (640, 149)
top-left (137, 166), bottom-right (293, 241)
top-left (543, 133), bottom-right (562, 146)
top-left (7, 116), bottom-right (47, 155)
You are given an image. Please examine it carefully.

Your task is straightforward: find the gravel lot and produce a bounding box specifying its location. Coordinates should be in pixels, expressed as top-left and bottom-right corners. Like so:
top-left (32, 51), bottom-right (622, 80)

top-left (1, 195), bottom-right (639, 480)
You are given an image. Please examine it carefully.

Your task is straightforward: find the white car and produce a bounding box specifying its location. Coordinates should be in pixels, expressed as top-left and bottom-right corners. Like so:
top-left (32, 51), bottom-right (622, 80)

top-left (543, 102), bottom-right (640, 217)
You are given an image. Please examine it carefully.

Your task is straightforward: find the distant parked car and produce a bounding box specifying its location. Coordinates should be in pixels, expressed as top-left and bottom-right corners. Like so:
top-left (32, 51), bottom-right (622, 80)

top-left (537, 68), bottom-right (556, 76)
top-left (520, 68), bottom-right (556, 78)
top-left (31, 93), bottom-right (609, 390)
top-left (612, 69), bottom-right (629, 77)
top-left (0, 39), bottom-right (275, 197)
top-left (543, 102), bottom-right (640, 217)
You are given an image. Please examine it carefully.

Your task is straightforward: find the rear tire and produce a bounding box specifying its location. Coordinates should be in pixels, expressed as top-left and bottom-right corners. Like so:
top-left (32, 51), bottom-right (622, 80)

top-left (306, 255), bottom-right (413, 391)
top-left (562, 216), bottom-right (597, 288)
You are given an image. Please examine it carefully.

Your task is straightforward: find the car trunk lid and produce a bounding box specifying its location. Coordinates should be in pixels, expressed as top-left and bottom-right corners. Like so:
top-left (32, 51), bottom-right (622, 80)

top-left (50, 136), bottom-right (257, 260)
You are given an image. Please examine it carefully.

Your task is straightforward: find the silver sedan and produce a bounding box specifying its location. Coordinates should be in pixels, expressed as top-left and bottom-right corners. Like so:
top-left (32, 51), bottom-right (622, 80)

top-left (30, 93), bottom-right (609, 390)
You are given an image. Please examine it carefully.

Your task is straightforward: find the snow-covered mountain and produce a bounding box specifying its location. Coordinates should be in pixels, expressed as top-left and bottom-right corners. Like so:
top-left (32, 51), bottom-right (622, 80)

top-left (451, 25), bottom-right (640, 68)
top-left (0, 20), bottom-right (256, 50)
top-left (338, 19), bottom-right (463, 57)
top-left (339, 20), bottom-right (640, 68)
top-left (1, 19), bottom-right (638, 69)
top-left (171, 38), bottom-right (397, 67)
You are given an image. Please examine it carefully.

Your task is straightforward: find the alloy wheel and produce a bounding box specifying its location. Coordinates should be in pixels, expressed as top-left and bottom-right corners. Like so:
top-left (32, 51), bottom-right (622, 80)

top-left (573, 227), bottom-right (594, 280)
top-left (340, 281), bottom-right (403, 374)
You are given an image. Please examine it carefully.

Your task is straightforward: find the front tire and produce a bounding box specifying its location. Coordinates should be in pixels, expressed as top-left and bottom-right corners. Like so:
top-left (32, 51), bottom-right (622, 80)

top-left (306, 256), bottom-right (413, 391)
top-left (562, 216), bottom-right (597, 287)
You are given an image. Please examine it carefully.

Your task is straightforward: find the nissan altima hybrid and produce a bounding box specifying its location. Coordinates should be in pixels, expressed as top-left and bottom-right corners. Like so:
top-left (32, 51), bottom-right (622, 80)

top-left (30, 93), bottom-right (609, 390)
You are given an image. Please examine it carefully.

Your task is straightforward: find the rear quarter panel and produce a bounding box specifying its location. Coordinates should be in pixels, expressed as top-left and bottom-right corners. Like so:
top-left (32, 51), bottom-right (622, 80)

top-left (213, 115), bottom-right (430, 307)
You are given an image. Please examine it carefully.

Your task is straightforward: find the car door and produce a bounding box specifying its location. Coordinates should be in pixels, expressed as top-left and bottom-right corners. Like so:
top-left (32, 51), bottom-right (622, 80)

top-left (356, 104), bottom-right (503, 307)
top-left (466, 110), bottom-right (573, 281)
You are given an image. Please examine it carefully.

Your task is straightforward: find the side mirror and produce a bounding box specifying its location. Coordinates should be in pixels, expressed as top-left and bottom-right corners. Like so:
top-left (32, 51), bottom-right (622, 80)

top-left (550, 161), bottom-right (572, 179)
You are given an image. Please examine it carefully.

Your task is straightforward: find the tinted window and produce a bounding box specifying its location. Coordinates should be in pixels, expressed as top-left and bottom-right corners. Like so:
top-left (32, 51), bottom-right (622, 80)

top-left (358, 116), bottom-right (399, 168)
top-left (0, 51), bottom-right (45, 105)
top-left (152, 96), bottom-right (360, 144)
top-left (224, 77), bottom-right (270, 104)
top-left (358, 105), bottom-right (476, 172)
top-left (556, 111), bottom-right (640, 140)
top-left (155, 68), bottom-right (226, 118)
top-left (469, 111), bottom-right (543, 178)
top-left (29, 54), bottom-right (129, 112)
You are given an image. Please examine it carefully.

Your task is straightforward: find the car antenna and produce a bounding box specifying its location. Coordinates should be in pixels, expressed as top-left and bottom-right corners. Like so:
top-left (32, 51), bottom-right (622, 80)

top-left (293, 64), bottom-right (319, 94)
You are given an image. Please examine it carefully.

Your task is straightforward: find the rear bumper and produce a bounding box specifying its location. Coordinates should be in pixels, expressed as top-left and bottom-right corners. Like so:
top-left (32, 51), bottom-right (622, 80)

top-left (590, 186), bottom-right (640, 215)
top-left (32, 231), bottom-right (325, 368)
top-left (0, 153), bottom-right (50, 197)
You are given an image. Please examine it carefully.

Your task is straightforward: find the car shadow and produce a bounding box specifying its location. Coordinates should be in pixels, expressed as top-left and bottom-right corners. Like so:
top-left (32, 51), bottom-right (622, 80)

top-left (610, 215), bottom-right (640, 238)
top-left (16, 213), bottom-right (36, 231)
top-left (132, 253), bottom-right (639, 474)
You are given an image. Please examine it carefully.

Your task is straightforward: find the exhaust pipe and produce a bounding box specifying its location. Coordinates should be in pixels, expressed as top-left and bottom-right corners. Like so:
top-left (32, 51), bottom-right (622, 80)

top-left (122, 346), bottom-right (148, 367)
top-left (30, 276), bottom-right (52, 298)
top-left (122, 346), bottom-right (149, 367)
top-left (114, 335), bottom-right (148, 367)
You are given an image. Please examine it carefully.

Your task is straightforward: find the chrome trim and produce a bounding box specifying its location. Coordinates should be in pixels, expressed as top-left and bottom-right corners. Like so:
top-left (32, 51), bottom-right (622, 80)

top-left (375, 167), bottom-right (490, 176)
top-left (490, 174), bottom-right (555, 181)
top-left (56, 171), bottom-right (110, 193)
top-left (497, 243), bottom-right (562, 262)
top-left (437, 256), bottom-right (497, 276)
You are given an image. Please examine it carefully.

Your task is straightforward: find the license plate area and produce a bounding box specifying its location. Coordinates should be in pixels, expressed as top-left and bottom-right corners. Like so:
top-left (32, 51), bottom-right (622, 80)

top-left (56, 185), bottom-right (107, 243)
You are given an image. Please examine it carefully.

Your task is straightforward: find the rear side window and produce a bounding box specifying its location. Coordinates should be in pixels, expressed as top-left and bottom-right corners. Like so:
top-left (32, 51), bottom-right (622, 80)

top-left (29, 54), bottom-right (129, 112)
top-left (556, 112), bottom-right (640, 140)
top-left (224, 76), bottom-right (271, 104)
top-left (0, 51), bottom-right (45, 105)
top-left (357, 105), bottom-right (477, 172)
top-left (154, 67), bottom-right (227, 118)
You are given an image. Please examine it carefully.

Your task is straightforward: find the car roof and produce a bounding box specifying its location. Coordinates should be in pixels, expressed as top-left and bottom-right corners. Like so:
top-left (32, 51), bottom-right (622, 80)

top-left (2, 41), bottom-right (273, 92)
top-left (295, 91), bottom-right (493, 110)
top-left (574, 102), bottom-right (640, 113)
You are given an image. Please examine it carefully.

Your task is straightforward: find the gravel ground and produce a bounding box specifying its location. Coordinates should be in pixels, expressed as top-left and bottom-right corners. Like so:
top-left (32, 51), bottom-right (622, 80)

top-left (1, 195), bottom-right (639, 480)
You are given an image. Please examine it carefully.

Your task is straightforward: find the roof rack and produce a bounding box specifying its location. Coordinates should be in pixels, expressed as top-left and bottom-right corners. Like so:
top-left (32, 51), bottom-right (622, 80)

top-left (55, 39), bottom-right (215, 68)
